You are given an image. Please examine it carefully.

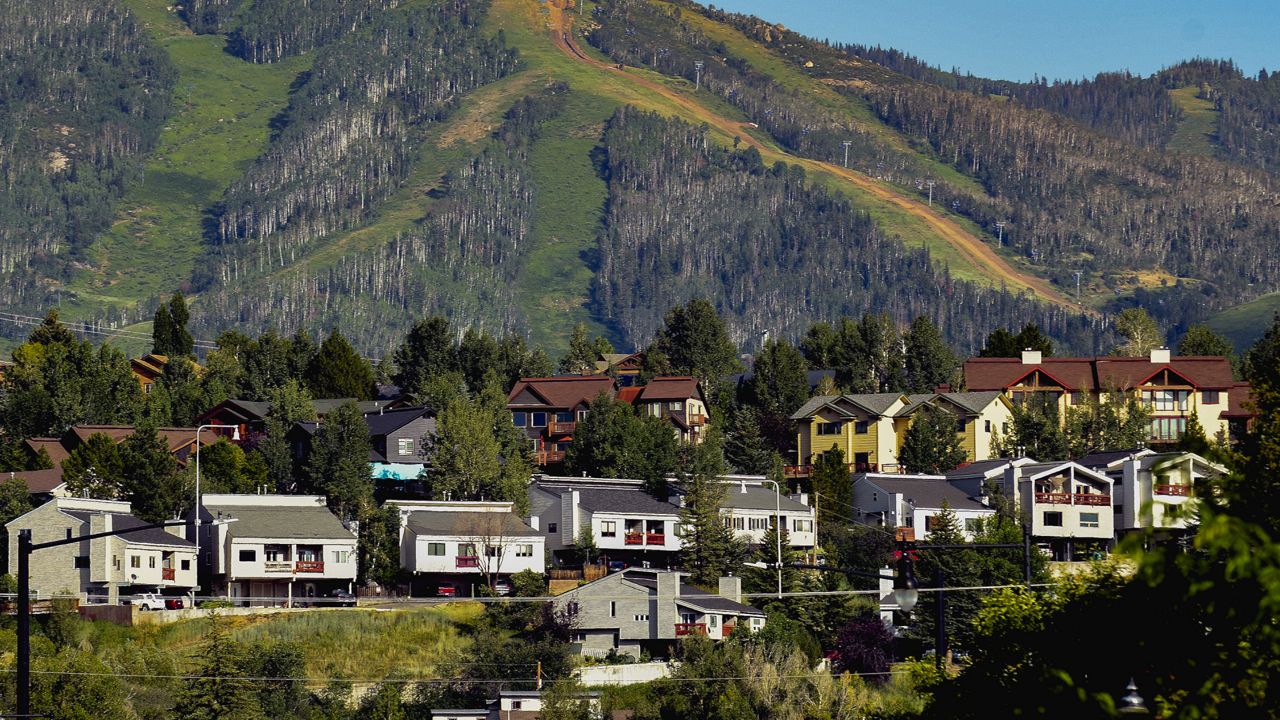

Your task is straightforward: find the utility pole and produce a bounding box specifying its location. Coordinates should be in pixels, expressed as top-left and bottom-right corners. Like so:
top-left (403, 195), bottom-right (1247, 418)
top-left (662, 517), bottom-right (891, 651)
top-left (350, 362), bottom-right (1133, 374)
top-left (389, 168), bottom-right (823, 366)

top-left (926, 180), bottom-right (935, 207)
top-left (1073, 270), bottom-right (1083, 301)
top-left (694, 60), bottom-right (704, 91)
top-left (995, 221), bottom-right (1005, 245)
top-left (841, 140), bottom-right (852, 168)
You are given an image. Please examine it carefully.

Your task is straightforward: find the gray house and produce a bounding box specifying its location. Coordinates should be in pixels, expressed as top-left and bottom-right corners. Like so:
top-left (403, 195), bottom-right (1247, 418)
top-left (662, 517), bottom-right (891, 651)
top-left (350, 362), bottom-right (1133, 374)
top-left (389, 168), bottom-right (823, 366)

top-left (554, 568), bottom-right (766, 658)
top-left (290, 405), bottom-right (436, 484)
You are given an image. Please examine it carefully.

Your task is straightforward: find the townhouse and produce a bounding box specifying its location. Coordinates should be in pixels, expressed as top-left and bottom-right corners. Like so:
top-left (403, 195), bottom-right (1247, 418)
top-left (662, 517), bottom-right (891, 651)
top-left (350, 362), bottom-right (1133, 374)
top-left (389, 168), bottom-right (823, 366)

top-left (851, 473), bottom-right (997, 540)
top-left (6, 498), bottom-right (196, 603)
top-left (508, 376), bottom-right (617, 465)
top-left (554, 569), bottom-right (766, 658)
top-left (1078, 449), bottom-right (1225, 540)
top-left (389, 500), bottom-right (544, 596)
top-left (24, 424), bottom-right (213, 469)
top-left (897, 391), bottom-right (1013, 463)
top-left (964, 349), bottom-right (1248, 444)
top-left (621, 376), bottom-right (710, 444)
top-left (720, 479), bottom-right (817, 548)
top-left (1001, 461), bottom-right (1115, 560)
top-left (198, 494), bottom-right (357, 606)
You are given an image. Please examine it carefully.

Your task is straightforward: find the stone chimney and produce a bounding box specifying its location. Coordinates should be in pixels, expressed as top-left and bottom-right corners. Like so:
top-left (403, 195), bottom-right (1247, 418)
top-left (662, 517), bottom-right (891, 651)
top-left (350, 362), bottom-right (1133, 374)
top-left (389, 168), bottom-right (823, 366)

top-left (718, 575), bottom-right (742, 604)
top-left (1020, 349), bottom-right (1042, 365)
top-left (656, 571), bottom-right (681, 638)
top-left (1150, 347), bottom-right (1171, 364)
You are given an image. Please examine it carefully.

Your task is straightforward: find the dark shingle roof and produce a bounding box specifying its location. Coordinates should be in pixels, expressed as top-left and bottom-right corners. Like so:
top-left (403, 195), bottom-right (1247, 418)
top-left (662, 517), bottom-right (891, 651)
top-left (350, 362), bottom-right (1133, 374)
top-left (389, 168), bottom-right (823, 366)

top-left (855, 476), bottom-right (989, 512)
top-left (576, 487), bottom-right (679, 515)
top-left (1075, 449), bottom-right (1152, 469)
top-left (637, 377), bottom-right (701, 402)
top-left (63, 511), bottom-right (194, 547)
top-left (203, 504), bottom-right (352, 540)
top-left (790, 393), bottom-right (904, 420)
top-left (717, 485), bottom-right (811, 513)
top-left (363, 406), bottom-right (434, 436)
top-left (944, 459), bottom-right (1019, 479)
top-left (618, 570), bottom-right (764, 616)
top-left (405, 511), bottom-right (540, 537)
top-left (6, 468), bottom-right (64, 494)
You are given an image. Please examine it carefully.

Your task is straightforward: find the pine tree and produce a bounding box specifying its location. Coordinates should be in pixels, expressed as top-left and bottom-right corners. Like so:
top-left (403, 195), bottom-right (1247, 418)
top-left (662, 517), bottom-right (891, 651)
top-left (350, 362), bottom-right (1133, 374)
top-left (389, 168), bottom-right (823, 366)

top-left (1233, 313), bottom-right (1280, 536)
top-left (810, 446), bottom-right (851, 525)
top-left (993, 395), bottom-right (1069, 461)
top-left (743, 524), bottom-right (801, 595)
top-left (255, 418), bottom-right (295, 492)
top-left (304, 402), bottom-right (373, 521)
top-left (900, 404), bottom-right (967, 474)
top-left (306, 331), bottom-right (375, 400)
top-left (391, 316), bottom-right (458, 400)
top-left (904, 315), bottom-right (960, 393)
top-left (1179, 410), bottom-right (1212, 455)
top-left (723, 406), bottom-right (773, 474)
top-left (564, 394), bottom-right (678, 496)
top-left (744, 338), bottom-right (809, 450)
top-left (558, 323), bottom-right (601, 375)
top-left (120, 423), bottom-right (187, 522)
top-left (156, 356), bottom-right (206, 426)
top-left (980, 323), bottom-right (1053, 357)
top-left (677, 428), bottom-right (744, 586)
top-left (61, 433), bottom-right (126, 499)
top-left (800, 322), bottom-right (838, 369)
top-left (1178, 324), bottom-right (1234, 357)
top-left (28, 310), bottom-right (76, 347)
top-left (174, 621), bottom-right (265, 720)
top-left (653, 299), bottom-right (743, 391)
top-left (457, 326), bottom-right (500, 393)
top-left (169, 292), bottom-right (195, 357)
top-left (152, 303), bottom-right (176, 356)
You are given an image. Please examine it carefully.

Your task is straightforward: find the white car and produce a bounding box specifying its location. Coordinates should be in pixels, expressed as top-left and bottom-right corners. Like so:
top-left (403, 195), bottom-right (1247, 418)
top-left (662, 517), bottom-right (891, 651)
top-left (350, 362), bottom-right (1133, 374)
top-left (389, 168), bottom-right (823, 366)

top-left (128, 593), bottom-right (183, 611)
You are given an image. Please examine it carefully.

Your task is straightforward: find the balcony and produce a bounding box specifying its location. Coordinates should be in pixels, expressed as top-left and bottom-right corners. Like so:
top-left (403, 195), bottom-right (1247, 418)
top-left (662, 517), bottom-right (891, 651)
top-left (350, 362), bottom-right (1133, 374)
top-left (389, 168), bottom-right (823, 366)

top-left (674, 623), bottom-right (707, 636)
top-left (624, 533), bottom-right (644, 546)
top-left (688, 413), bottom-right (708, 426)
top-left (645, 533), bottom-right (666, 546)
top-left (456, 556), bottom-right (480, 568)
top-left (535, 449), bottom-right (566, 465)
top-left (264, 561), bottom-right (293, 573)
top-left (722, 624), bottom-right (735, 637)
top-left (1034, 492), bottom-right (1112, 506)
top-left (1154, 484), bottom-right (1191, 497)
top-left (548, 420), bottom-right (576, 434)
top-left (295, 560), bottom-right (325, 573)
top-left (1074, 493), bottom-right (1110, 506)
top-left (161, 568), bottom-right (175, 581)
top-left (1035, 492), bottom-right (1074, 505)
top-left (783, 462), bottom-right (877, 478)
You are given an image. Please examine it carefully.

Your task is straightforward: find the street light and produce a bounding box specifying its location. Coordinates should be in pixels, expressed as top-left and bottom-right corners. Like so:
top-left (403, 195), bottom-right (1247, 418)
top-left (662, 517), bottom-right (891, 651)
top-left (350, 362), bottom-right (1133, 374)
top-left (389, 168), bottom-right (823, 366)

top-left (893, 550), bottom-right (918, 612)
top-left (740, 479), bottom-right (783, 598)
top-left (194, 424), bottom-right (240, 588)
top-left (1118, 678), bottom-right (1150, 715)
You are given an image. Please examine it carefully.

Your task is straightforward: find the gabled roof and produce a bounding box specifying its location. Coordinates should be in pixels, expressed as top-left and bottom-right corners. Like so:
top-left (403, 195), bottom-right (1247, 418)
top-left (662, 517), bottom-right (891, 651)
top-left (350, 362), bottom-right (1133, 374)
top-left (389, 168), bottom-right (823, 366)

top-left (574, 487), bottom-right (680, 516)
top-left (363, 406), bottom-right (434, 437)
top-left (1075, 448), bottom-right (1155, 470)
top-left (62, 510), bottom-right (194, 547)
top-left (944, 457), bottom-right (1034, 480)
top-left (1221, 382), bottom-right (1257, 419)
top-left (24, 438), bottom-right (70, 466)
top-left (5, 468), bottom-right (65, 494)
top-left (616, 386), bottom-right (644, 404)
top-left (404, 511), bottom-right (540, 537)
top-left (201, 501), bottom-right (352, 540)
top-left (636, 376), bottom-right (702, 402)
top-left (68, 425), bottom-right (211, 455)
top-left (507, 376), bottom-right (616, 409)
top-left (618, 570), bottom-right (766, 617)
top-left (896, 391), bottom-right (1006, 418)
top-left (790, 393), bottom-right (905, 420)
top-left (1015, 461), bottom-right (1114, 486)
top-left (716, 484), bottom-right (812, 513)
top-left (855, 475), bottom-right (991, 512)
top-left (964, 356), bottom-right (1236, 392)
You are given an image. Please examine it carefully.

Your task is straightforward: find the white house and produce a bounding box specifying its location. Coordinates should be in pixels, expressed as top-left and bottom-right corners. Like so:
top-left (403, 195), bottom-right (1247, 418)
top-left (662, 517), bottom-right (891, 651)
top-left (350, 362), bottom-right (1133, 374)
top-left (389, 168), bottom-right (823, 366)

top-left (6, 498), bottom-right (196, 604)
top-left (1078, 449), bottom-right (1225, 539)
top-left (390, 500), bottom-right (544, 595)
top-left (1003, 461), bottom-right (1114, 560)
top-left (851, 473), bottom-right (997, 540)
top-left (198, 494), bottom-right (358, 606)
top-left (717, 477), bottom-right (817, 548)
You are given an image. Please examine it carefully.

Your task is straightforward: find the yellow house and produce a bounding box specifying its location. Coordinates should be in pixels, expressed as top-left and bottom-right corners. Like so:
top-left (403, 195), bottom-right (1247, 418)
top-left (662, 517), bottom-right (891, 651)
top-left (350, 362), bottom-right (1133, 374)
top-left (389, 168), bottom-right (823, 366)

top-left (895, 392), bottom-right (1014, 463)
top-left (790, 393), bottom-right (911, 475)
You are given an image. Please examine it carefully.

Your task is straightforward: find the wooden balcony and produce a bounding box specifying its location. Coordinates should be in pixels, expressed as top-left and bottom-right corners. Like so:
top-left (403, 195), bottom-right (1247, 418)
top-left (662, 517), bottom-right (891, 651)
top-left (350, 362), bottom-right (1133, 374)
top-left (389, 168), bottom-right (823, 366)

top-left (549, 420), bottom-right (576, 434)
top-left (783, 462), bottom-right (877, 478)
top-left (1074, 493), bottom-right (1111, 506)
top-left (295, 560), bottom-right (325, 573)
top-left (674, 623), bottom-right (707, 636)
top-left (1154, 484), bottom-right (1191, 497)
top-left (161, 568), bottom-right (175, 581)
top-left (456, 556), bottom-right (480, 568)
top-left (535, 449), bottom-right (566, 465)
top-left (1035, 492), bottom-right (1112, 506)
top-left (688, 413), bottom-right (708, 426)
top-left (624, 533), bottom-right (644, 546)
top-left (645, 533), bottom-right (666, 545)
top-left (1035, 492), bottom-right (1074, 505)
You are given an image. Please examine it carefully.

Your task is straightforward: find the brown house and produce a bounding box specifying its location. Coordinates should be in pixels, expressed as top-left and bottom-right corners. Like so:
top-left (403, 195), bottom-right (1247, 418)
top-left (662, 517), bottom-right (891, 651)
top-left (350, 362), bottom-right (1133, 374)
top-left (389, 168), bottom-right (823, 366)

top-left (623, 376), bottom-right (710, 444)
top-left (508, 376), bottom-right (618, 465)
top-left (24, 425), bottom-right (215, 469)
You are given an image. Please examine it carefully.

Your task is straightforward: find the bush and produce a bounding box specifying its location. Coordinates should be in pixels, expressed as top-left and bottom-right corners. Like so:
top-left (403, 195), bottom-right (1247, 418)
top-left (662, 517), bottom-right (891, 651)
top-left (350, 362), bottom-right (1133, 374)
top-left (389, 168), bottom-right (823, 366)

top-left (198, 599), bottom-right (234, 609)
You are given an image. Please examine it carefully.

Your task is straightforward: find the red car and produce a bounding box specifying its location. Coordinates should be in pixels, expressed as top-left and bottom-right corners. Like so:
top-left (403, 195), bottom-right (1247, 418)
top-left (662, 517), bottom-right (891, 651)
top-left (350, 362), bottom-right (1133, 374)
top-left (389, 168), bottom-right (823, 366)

top-left (436, 581), bottom-right (457, 598)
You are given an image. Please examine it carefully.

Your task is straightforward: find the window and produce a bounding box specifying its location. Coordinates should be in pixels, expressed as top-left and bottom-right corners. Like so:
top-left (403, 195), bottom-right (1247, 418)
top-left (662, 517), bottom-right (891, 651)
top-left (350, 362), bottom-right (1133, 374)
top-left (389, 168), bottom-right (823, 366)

top-left (633, 614), bottom-right (649, 622)
top-left (333, 550), bottom-right (351, 563)
top-left (238, 549), bottom-right (256, 562)
top-left (531, 412), bottom-right (547, 427)
top-left (872, 492), bottom-right (878, 503)
top-left (985, 419), bottom-right (992, 432)
top-left (113, 555), bottom-right (120, 571)
top-left (397, 438), bottom-right (414, 455)
top-left (65, 528), bottom-right (72, 539)
top-left (668, 401), bottom-right (684, 411)
top-left (555, 411), bottom-right (573, 423)
top-left (1142, 389), bottom-right (1189, 411)
top-left (577, 409), bottom-right (589, 421)
top-left (964, 518), bottom-right (980, 533)
top-left (1202, 390), bottom-right (1220, 404)
top-left (548, 522), bottom-right (557, 534)
top-left (855, 421), bottom-right (870, 435)
top-left (708, 614), bottom-right (718, 628)
top-left (1080, 512), bottom-right (1100, 528)
top-left (793, 519), bottom-right (812, 533)
top-left (924, 515), bottom-right (939, 532)
top-left (516, 544), bottom-right (533, 557)
top-left (817, 422), bottom-right (842, 436)
top-left (733, 517), bottom-right (745, 530)
top-left (181, 560), bottom-right (190, 571)
top-left (1149, 417), bottom-right (1187, 441)
top-left (600, 521), bottom-right (616, 537)
top-left (610, 601), bottom-right (617, 618)
top-left (674, 523), bottom-right (684, 537)
top-left (1043, 511), bottom-right (1063, 527)
top-left (512, 412), bottom-right (527, 427)
top-left (459, 544), bottom-right (477, 557)
top-left (1071, 392), bottom-right (1084, 405)
top-left (955, 418), bottom-right (968, 434)
top-left (73, 556), bottom-right (90, 569)
top-left (748, 517), bottom-right (768, 531)
top-left (485, 545), bottom-right (500, 557)
top-left (512, 701), bottom-right (523, 711)
top-left (427, 543), bottom-right (446, 556)
top-left (149, 557), bottom-right (156, 569)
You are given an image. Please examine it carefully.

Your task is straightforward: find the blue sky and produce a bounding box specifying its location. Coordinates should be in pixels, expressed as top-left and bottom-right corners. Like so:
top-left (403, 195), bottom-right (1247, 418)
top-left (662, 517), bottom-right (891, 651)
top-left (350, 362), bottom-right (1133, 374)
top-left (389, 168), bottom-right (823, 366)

top-left (708, 0), bottom-right (1278, 82)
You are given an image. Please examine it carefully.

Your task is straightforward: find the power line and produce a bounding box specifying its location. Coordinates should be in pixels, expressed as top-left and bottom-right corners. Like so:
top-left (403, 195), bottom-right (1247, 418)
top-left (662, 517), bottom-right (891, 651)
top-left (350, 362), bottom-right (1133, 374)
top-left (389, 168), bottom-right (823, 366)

top-left (0, 312), bottom-right (218, 349)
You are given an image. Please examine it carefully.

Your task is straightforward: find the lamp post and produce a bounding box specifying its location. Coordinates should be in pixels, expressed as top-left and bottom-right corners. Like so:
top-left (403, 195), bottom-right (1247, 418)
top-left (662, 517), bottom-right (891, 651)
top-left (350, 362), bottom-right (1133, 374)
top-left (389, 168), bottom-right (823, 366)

top-left (194, 424), bottom-right (240, 586)
top-left (740, 479), bottom-right (783, 598)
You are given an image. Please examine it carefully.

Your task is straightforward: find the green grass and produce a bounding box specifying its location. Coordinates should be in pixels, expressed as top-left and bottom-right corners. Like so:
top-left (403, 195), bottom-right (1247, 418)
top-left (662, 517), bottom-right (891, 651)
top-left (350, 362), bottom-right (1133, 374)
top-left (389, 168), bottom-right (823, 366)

top-left (62, 0), bottom-right (310, 314)
top-left (1167, 86), bottom-right (1219, 157)
top-left (1206, 292), bottom-right (1280, 352)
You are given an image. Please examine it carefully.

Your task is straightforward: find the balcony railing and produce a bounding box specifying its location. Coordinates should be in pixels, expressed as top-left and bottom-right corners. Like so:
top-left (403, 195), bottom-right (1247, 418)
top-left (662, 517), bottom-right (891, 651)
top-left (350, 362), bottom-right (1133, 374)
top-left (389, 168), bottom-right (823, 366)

top-left (783, 462), bottom-right (878, 478)
top-left (162, 568), bottom-right (175, 581)
top-left (548, 420), bottom-right (576, 434)
top-left (1074, 493), bottom-right (1111, 506)
top-left (456, 556), bottom-right (480, 568)
top-left (535, 449), bottom-right (566, 465)
top-left (295, 560), bottom-right (325, 573)
top-left (264, 561), bottom-right (293, 573)
top-left (1154, 484), bottom-right (1191, 497)
top-left (1035, 492), bottom-right (1112, 506)
top-left (624, 533), bottom-right (644, 546)
top-left (674, 623), bottom-right (707, 636)
top-left (645, 533), bottom-right (666, 546)
top-left (722, 624), bottom-right (735, 637)
top-left (1035, 492), bottom-right (1074, 505)
top-left (688, 413), bottom-right (708, 426)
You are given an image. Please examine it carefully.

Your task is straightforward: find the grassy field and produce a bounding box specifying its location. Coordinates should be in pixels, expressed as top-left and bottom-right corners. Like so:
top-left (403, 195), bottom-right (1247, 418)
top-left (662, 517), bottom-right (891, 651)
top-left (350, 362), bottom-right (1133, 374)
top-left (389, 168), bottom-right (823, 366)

top-left (62, 0), bottom-right (309, 316)
top-left (1167, 86), bottom-right (1219, 157)
top-left (1206, 292), bottom-right (1280, 352)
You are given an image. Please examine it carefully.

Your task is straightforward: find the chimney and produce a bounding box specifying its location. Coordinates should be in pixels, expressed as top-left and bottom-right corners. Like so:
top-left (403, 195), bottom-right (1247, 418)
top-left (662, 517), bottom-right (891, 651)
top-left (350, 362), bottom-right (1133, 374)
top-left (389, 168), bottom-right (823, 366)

top-left (718, 576), bottom-right (742, 604)
top-left (1020, 349), bottom-right (1042, 365)
top-left (790, 492), bottom-right (809, 507)
top-left (1150, 347), bottom-right (1171, 364)
top-left (657, 571), bottom-right (679, 599)
top-left (528, 515), bottom-right (539, 531)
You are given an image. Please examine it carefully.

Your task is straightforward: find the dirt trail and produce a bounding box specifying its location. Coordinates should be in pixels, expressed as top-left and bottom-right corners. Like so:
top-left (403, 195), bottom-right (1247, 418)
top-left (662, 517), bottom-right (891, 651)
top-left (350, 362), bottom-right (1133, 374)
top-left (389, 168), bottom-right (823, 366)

top-left (545, 0), bottom-right (1084, 312)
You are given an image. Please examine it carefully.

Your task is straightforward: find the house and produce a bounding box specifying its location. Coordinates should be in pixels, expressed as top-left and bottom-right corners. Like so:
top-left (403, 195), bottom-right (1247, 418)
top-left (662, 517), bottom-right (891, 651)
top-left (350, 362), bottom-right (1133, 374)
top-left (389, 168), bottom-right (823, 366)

top-left (288, 405), bottom-right (436, 483)
top-left (943, 457), bottom-right (1039, 500)
top-left (897, 391), bottom-right (1014, 464)
top-left (1001, 461), bottom-right (1115, 560)
top-left (388, 500), bottom-right (544, 596)
top-left (197, 397), bottom-right (408, 440)
top-left (790, 393), bottom-right (911, 476)
top-left (851, 473), bottom-right (997, 541)
top-left (4, 468), bottom-right (70, 505)
top-left (6, 498), bottom-right (196, 604)
top-left (24, 425), bottom-right (213, 468)
top-left (130, 353), bottom-right (169, 395)
top-left (594, 351), bottom-right (644, 385)
top-left (508, 376), bottom-right (618, 465)
top-left (963, 349), bottom-right (1247, 445)
top-left (1078, 449), bottom-right (1225, 539)
top-left (718, 479), bottom-right (817, 549)
top-left (554, 568), bottom-right (766, 658)
top-left (624, 376), bottom-right (710, 444)
top-left (197, 494), bottom-right (357, 606)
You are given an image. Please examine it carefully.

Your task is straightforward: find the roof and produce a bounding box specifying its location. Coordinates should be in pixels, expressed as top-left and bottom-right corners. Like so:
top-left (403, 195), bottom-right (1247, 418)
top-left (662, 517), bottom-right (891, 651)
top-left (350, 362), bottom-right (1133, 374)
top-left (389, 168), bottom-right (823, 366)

top-left (1221, 382), bottom-right (1257, 419)
top-left (944, 458), bottom-right (1026, 479)
top-left (5, 468), bottom-right (65, 494)
top-left (964, 356), bottom-right (1236, 392)
top-left (1015, 461), bottom-right (1114, 485)
top-left (363, 406), bottom-right (434, 436)
top-left (790, 393), bottom-right (905, 420)
top-left (507, 376), bottom-right (616, 409)
top-left (574, 487), bottom-right (680, 516)
top-left (636, 377), bottom-right (701, 402)
top-left (718, 484), bottom-right (812, 513)
top-left (24, 438), bottom-right (70, 466)
top-left (201, 503), bottom-right (352, 540)
top-left (404, 511), bottom-right (540, 537)
top-left (855, 475), bottom-right (991, 512)
top-left (896, 391), bottom-right (1005, 417)
top-left (68, 425), bottom-right (211, 455)
top-left (616, 386), bottom-right (643, 404)
top-left (1075, 448), bottom-right (1154, 469)
top-left (63, 511), bottom-right (194, 547)
top-left (619, 570), bottom-right (766, 616)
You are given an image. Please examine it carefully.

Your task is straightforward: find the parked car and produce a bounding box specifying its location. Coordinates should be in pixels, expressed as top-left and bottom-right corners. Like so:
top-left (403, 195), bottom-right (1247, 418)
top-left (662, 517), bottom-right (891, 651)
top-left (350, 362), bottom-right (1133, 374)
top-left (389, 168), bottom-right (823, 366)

top-left (607, 561), bottom-right (630, 573)
top-left (493, 579), bottom-right (512, 596)
top-left (330, 590), bottom-right (357, 607)
top-left (436, 581), bottom-right (457, 598)
top-left (128, 593), bottom-right (183, 611)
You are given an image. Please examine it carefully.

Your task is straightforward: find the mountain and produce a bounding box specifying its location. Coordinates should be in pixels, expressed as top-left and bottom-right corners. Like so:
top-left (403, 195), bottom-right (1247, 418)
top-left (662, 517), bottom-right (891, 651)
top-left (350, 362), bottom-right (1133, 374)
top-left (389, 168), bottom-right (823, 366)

top-left (3, 0), bottom-right (1277, 356)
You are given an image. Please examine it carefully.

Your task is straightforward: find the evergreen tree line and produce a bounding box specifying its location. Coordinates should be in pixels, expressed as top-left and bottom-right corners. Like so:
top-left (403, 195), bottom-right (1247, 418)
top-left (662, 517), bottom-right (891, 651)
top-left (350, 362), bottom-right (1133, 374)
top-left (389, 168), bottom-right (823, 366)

top-left (180, 0), bottom-right (397, 64)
